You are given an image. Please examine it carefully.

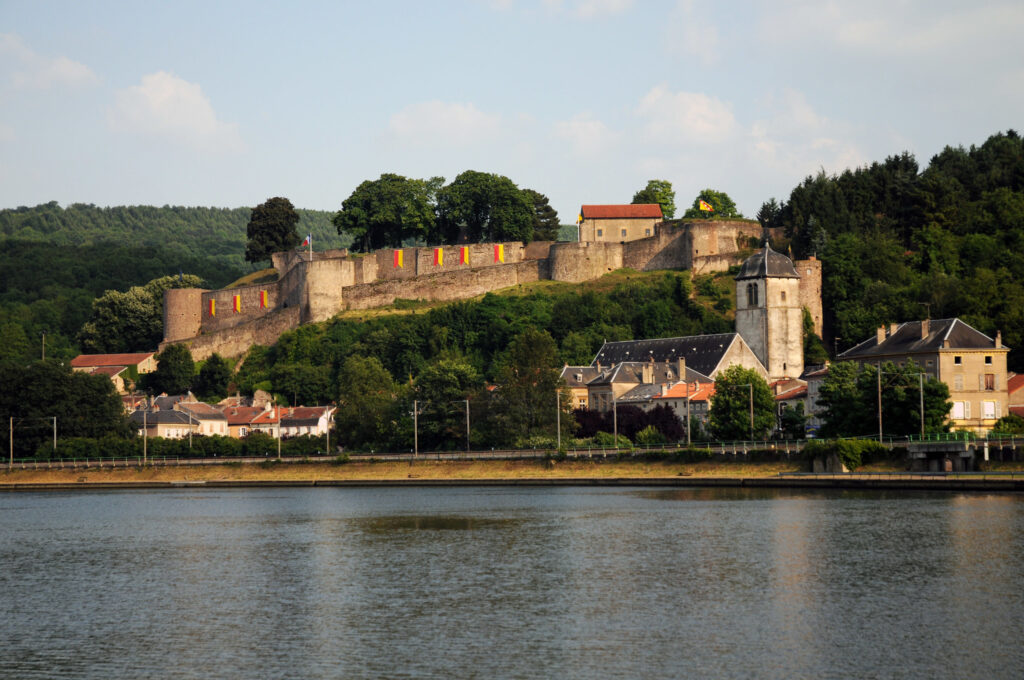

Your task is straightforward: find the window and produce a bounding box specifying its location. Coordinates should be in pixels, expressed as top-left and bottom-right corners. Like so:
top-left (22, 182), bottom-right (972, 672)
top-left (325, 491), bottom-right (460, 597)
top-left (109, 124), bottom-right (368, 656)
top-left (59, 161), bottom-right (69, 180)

top-left (781, 291), bottom-right (786, 302)
top-left (985, 355), bottom-right (992, 365)
top-left (645, 228), bottom-right (651, 236)
top-left (240, 427), bottom-right (247, 436)
top-left (621, 228), bottom-right (627, 237)
top-left (926, 360), bottom-right (933, 367)
top-left (985, 374), bottom-right (995, 391)
top-left (983, 401), bottom-right (996, 419)
top-left (954, 356), bottom-right (962, 365)
top-left (596, 229), bottom-right (603, 237)
top-left (954, 375), bottom-right (963, 391)
top-left (952, 402), bottom-right (964, 419)
top-left (746, 283), bottom-right (759, 307)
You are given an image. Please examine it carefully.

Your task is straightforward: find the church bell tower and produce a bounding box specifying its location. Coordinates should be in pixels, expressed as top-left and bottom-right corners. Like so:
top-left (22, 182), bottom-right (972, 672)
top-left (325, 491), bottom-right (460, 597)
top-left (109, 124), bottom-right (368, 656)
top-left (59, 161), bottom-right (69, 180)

top-left (734, 245), bottom-right (804, 379)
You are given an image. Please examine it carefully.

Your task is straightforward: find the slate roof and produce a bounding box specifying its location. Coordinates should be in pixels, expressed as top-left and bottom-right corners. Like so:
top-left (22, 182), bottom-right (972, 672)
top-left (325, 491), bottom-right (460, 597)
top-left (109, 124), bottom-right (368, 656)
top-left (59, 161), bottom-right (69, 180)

top-left (734, 246), bottom-right (799, 281)
top-left (71, 352), bottom-right (154, 368)
top-left (617, 384), bottom-right (666, 403)
top-left (839, 318), bottom-right (1004, 360)
top-left (129, 410), bottom-right (194, 426)
top-left (177, 402), bottom-right (228, 421)
top-left (592, 334), bottom-right (739, 378)
top-left (560, 366), bottom-right (600, 389)
top-left (581, 204), bottom-right (663, 219)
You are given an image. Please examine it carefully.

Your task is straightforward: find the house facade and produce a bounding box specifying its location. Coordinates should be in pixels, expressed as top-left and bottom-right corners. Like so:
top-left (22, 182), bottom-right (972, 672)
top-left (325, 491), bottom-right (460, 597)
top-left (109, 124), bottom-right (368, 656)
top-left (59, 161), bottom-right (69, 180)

top-left (577, 204), bottom-right (663, 243)
top-left (839, 318), bottom-right (1010, 434)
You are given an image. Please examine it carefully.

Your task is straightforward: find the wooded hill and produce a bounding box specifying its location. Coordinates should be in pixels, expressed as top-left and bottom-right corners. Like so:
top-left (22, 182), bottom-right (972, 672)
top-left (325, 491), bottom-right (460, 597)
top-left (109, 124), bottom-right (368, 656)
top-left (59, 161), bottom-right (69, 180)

top-left (762, 130), bottom-right (1024, 371)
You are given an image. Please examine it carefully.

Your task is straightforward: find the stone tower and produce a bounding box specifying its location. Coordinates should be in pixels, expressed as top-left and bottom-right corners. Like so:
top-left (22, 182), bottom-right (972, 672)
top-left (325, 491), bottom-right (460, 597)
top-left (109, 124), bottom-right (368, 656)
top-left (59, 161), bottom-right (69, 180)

top-left (734, 246), bottom-right (804, 379)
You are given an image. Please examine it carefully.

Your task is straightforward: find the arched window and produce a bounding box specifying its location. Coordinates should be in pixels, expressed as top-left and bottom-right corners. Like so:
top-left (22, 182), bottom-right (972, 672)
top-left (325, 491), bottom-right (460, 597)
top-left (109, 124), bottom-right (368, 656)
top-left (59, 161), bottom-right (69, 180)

top-left (747, 283), bottom-right (759, 307)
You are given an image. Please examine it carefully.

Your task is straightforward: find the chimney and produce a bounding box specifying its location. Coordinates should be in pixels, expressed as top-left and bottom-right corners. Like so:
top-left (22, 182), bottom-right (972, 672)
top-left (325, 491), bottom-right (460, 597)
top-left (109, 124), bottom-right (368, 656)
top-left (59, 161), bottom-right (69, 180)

top-left (889, 323), bottom-right (898, 337)
top-left (596, 360), bottom-right (601, 372)
top-left (676, 357), bottom-right (686, 380)
top-left (921, 318), bottom-right (929, 339)
top-left (660, 384), bottom-right (668, 397)
top-left (641, 363), bottom-right (654, 384)
top-left (876, 326), bottom-right (885, 344)
top-left (996, 330), bottom-right (1002, 348)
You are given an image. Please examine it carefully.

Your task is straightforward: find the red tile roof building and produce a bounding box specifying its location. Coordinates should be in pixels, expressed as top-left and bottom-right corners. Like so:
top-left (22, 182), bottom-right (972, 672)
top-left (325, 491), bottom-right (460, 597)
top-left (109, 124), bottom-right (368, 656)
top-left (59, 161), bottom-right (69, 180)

top-left (578, 204), bottom-right (663, 243)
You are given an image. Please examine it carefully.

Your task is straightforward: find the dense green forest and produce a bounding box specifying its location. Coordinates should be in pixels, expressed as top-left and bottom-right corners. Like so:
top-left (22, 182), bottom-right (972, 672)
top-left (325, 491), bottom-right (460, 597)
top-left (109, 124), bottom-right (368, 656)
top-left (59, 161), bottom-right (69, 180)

top-left (761, 130), bottom-right (1024, 370)
top-left (0, 203), bottom-right (341, 362)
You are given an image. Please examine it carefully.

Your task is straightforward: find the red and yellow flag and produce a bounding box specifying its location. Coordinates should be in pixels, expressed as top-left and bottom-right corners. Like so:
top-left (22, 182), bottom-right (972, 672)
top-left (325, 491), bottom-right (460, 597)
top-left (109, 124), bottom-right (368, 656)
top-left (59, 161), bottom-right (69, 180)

top-left (259, 290), bottom-right (268, 308)
top-left (433, 247), bottom-right (443, 266)
top-left (393, 249), bottom-right (403, 268)
top-left (494, 243), bottom-right (504, 263)
top-left (460, 246), bottom-right (469, 265)
top-left (699, 200), bottom-right (714, 212)
top-left (233, 295), bottom-right (241, 313)
top-left (208, 299), bottom-right (216, 316)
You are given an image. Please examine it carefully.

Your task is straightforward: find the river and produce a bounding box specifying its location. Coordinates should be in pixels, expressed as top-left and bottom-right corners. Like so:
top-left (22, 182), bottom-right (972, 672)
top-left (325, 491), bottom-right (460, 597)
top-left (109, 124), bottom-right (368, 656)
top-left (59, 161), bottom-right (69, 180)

top-left (1, 487), bottom-right (1021, 679)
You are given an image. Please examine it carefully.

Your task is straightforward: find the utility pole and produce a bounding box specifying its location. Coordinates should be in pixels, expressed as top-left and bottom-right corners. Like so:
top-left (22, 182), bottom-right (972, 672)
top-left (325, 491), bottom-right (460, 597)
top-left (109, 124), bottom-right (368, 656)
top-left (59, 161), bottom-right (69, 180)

top-left (413, 399), bottom-right (419, 458)
top-left (276, 403), bottom-right (281, 459)
top-left (464, 399), bottom-right (470, 453)
top-left (877, 366), bottom-right (883, 444)
top-left (612, 394), bottom-right (618, 446)
top-left (8, 417), bottom-right (12, 470)
top-left (556, 390), bottom-right (561, 450)
top-left (52, 416), bottom-right (56, 454)
top-left (41, 330), bottom-right (46, 361)
top-left (685, 381), bottom-right (691, 446)
top-left (919, 372), bottom-right (925, 438)
top-left (748, 383), bottom-right (754, 440)
top-left (143, 409), bottom-right (147, 464)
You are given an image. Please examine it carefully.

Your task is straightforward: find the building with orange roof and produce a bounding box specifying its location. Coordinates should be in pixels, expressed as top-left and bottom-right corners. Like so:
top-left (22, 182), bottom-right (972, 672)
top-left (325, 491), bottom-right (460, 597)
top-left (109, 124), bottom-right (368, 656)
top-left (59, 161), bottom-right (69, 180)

top-left (70, 352), bottom-right (157, 394)
top-left (577, 204), bottom-right (663, 242)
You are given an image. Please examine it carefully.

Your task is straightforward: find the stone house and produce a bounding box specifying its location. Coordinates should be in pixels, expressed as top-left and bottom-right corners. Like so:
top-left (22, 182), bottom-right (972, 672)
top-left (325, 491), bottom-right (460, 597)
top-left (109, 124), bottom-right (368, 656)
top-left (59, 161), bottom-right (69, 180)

top-left (839, 318), bottom-right (1011, 434)
top-left (175, 402), bottom-right (229, 437)
top-left (129, 409), bottom-right (199, 440)
top-left (559, 365), bottom-right (599, 410)
top-left (577, 204), bottom-right (663, 242)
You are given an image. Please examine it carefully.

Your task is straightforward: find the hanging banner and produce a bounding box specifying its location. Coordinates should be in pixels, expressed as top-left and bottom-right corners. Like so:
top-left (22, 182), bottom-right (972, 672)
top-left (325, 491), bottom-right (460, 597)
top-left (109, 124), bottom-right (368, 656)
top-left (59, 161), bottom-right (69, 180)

top-left (208, 299), bottom-right (216, 316)
top-left (233, 295), bottom-right (241, 313)
top-left (393, 249), bottom-right (403, 268)
top-left (433, 248), bottom-right (443, 266)
top-left (460, 246), bottom-right (470, 265)
top-left (494, 243), bottom-right (504, 263)
top-left (259, 290), bottom-right (268, 308)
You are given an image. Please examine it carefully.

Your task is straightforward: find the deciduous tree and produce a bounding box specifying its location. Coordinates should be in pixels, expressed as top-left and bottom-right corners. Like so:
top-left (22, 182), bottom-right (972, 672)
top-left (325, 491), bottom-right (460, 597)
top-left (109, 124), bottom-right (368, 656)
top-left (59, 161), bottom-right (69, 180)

top-left (632, 179), bottom-right (676, 219)
top-left (141, 343), bottom-right (195, 395)
top-left (708, 365), bottom-right (774, 439)
top-left (435, 171), bottom-right (534, 244)
top-left (333, 174), bottom-right (442, 251)
top-left (683, 189), bottom-right (741, 219)
top-left (245, 197), bottom-right (300, 263)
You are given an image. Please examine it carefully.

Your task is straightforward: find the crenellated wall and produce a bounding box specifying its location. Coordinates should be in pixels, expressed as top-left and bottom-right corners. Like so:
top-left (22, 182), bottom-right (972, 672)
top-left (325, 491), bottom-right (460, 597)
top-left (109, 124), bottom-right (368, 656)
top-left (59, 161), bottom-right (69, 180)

top-left (162, 221), bottom-right (813, 360)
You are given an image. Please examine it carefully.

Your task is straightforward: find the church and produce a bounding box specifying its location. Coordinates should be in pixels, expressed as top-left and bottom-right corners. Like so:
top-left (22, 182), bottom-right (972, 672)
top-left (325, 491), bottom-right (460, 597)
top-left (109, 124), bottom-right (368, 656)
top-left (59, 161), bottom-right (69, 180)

top-left (561, 244), bottom-right (821, 412)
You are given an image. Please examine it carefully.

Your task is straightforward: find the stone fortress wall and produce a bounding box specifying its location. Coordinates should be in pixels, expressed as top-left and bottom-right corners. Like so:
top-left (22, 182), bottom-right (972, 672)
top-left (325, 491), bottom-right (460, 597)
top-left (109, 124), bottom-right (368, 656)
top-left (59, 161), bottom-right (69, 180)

top-left (164, 220), bottom-right (822, 360)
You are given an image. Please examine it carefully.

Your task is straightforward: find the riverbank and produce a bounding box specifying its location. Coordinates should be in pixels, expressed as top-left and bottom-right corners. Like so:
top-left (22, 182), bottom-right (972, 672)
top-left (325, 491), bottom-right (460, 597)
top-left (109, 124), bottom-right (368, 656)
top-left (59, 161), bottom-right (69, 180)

top-left (3, 458), bottom-right (1023, 491)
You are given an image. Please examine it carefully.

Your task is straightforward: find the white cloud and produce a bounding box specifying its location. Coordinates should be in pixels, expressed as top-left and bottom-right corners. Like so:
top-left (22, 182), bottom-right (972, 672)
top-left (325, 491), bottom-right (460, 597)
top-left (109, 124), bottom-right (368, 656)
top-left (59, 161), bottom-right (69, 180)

top-left (388, 101), bottom-right (501, 146)
top-left (666, 1), bottom-right (720, 65)
top-left (542, 0), bottom-right (634, 19)
top-left (109, 71), bottom-right (242, 151)
top-left (0, 33), bottom-right (98, 89)
top-left (635, 85), bottom-right (737, 144)
top-left (762, 1), bottom-right (1024, 56)
top-left (748, 89), bottom-right (863, 179)
top-left (554, 113), bottom-right (616, 155)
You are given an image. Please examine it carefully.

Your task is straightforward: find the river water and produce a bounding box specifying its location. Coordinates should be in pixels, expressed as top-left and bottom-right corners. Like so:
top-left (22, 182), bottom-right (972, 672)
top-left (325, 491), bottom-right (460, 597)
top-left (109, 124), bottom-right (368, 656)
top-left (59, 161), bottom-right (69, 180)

top-left (1, 486), bottom-right (1022, 679)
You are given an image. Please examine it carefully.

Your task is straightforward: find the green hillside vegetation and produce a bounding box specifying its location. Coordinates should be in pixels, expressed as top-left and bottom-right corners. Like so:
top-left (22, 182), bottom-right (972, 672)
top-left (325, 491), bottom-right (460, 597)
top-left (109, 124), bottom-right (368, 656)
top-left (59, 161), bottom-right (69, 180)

top-left (762, 130), bottom-right (1024, 370)
top-left (0, 203), bottom-right (340, 362)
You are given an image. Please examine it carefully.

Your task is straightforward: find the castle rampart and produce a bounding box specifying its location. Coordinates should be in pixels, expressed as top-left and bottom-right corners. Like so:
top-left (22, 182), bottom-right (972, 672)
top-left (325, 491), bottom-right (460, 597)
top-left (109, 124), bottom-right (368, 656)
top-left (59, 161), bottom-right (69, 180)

top-left (162, 220), bottom-right (815, 360)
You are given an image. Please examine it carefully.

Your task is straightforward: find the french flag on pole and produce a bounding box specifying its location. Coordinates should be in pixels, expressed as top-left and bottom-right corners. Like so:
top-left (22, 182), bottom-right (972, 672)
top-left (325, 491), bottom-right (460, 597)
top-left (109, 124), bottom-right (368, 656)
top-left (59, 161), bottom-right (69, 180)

top-left (301, 233), bottom-right (311, 246)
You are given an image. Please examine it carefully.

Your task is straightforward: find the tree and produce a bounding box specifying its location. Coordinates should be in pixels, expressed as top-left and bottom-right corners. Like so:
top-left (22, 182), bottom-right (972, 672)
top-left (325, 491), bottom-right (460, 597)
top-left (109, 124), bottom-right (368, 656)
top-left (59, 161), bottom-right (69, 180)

top-left (779, 402), bottom-right (807, 439)
top-left (803, 308), bottom-right (829, 366)
top-left (0, 360), bottom-right (131, 458)
top-left (522, 189), bottom-right (561, 241)
top-left (141, 343), bottom-right (195, 395)
top-left (435, 171), bottom-right (534, 244)
top-left (486, 328), bottom-right (571, 445)
top-left (756, 198), bottom-right (783, 230)
top-left (632, 179), bottom-right (676, 219)
top-left (335, 355), bottom-right (400, 450)
top-left (245, 197), bottom-right (300, 264)
top-left (414, 357), bottom-right (480, 450)
top-left (78, 274), bottom-right (203, 353)
top-left (333, 174), bottom-right (443, 252)
top-left (992, 413), bottom-right (1024, 434)
top-left (270, 362), bottom-right (331, 405)
top-left (818, 360), bottom-right (952, 438)
top-left (194, 353), bottom-right (232, 400)
top-left (708, 365), bottom-right (774, 439)
top-left (683, 189), bottom-right (741, 219)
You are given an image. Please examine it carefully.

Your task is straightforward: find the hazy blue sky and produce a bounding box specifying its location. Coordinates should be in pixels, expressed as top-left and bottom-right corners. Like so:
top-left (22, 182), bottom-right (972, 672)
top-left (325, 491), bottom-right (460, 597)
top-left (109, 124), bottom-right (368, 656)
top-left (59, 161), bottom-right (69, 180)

top-left (2, 1), bottom-right (1022, 221)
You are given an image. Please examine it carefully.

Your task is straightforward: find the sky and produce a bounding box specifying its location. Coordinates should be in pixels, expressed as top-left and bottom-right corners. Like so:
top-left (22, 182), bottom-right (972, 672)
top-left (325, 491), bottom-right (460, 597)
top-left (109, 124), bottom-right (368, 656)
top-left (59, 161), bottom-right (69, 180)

top-left (2, 0), bottom-right (1023, 221)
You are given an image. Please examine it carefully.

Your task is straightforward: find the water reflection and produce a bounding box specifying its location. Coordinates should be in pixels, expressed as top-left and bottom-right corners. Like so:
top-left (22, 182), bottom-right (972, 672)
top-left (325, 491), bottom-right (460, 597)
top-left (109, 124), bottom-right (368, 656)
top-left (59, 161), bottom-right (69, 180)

top-left (1, 487), bottom-right (1022, 679)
